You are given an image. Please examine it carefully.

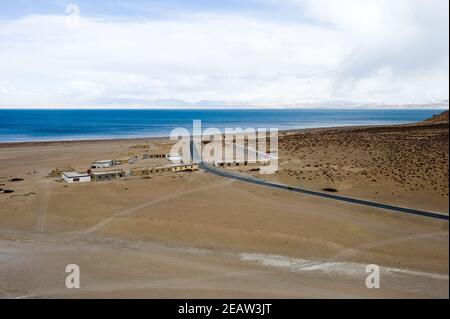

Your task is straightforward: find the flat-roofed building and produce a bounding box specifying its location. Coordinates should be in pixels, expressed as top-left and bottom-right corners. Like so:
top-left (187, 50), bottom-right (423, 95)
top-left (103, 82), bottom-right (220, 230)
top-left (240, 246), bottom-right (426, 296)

top-left (91, 160), bottom-right (114, 169)
top-left (113, 156), bottom-right (138, 166)
top-left (113, 159), bottom-right (125, 166)
top-left (142, 153), bottom-right (165, 159)
top-left (172, 163), bottom-right (199, 172)
top-left (91, 170), bottom-right (125, 182)
top-left (62, 171), bottom-right (91, 183)
top-left (131, 164), bottom-right (198, 176)
top-left (131, 166), bottom-right (172, 176)
top-left (166, 155), bottom-right (182, 164)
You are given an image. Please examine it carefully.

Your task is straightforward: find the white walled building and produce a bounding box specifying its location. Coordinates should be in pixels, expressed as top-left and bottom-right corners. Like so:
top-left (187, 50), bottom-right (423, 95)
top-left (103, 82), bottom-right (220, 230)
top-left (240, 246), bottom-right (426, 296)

top-left (62, 171), bottom-right (91, 183)
top-left (166, 154), bottom-right (182, 164)
top-left (91, 160), bottom-right (114, 169)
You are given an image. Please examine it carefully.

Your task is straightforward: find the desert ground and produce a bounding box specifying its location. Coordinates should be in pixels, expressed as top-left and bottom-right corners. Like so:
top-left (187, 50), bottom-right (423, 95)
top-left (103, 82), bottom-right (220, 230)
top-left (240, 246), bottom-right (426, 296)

top-left (0, 114), bottom-right (448, 298)
top-left (232, 114), bottom-right (449, 214)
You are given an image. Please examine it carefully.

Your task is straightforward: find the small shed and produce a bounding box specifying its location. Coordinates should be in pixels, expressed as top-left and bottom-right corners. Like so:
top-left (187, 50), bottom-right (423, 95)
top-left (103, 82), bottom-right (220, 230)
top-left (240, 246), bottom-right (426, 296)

top-left (62, 171), bottom-right (91, 183)
top-left (91, 160), bottom-right (114, 169)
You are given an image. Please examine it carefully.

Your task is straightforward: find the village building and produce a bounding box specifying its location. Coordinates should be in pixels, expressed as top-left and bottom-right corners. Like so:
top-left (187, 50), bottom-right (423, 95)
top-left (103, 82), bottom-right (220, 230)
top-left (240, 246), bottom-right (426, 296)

top-left (91, 160), bottom-right (114, 169)
top-left (166, 154), bottom-right (182, 164)
top-left (113, 156), bottom-right (138, 166)
top-left (212, 159), bottom-right (267, 167)
top-left (142, 153), bottom-right (166, 159)
top-left (62, 171), bottom-right (91, 183)
top-left (131, 144), bottom-right (150, 149)
top-left (172, 164), bottom-right (199, 172)
top-left (113, 159), bottom-right (125, 166)
top-left (91, 170), bottom-right (125, 182)
top-left (131, 164), bottom-right (199, 176)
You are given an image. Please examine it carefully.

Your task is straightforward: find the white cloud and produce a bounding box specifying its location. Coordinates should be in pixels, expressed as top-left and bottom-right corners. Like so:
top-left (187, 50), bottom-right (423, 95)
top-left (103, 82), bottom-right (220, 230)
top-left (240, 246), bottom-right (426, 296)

top-left (0, 0), bottom-right (448, 107)
top-left (0, 81), bottom-right (16, 96)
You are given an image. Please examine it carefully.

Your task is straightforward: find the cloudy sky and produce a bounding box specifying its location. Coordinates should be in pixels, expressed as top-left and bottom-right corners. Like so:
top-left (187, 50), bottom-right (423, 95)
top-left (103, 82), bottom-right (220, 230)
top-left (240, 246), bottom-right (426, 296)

top-left (0, 0), bottom-right (448, 108)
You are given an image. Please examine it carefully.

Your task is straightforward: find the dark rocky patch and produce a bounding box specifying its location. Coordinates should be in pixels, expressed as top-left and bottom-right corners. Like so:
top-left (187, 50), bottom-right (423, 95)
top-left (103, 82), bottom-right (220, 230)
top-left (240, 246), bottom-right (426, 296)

top-left (10, 192), bottom-right (36, 197)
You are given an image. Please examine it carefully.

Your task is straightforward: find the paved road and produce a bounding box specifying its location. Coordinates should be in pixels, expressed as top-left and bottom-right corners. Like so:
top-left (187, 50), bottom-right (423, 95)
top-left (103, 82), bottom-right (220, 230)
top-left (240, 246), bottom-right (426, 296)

top-left (191, 140), bottom-right (448, 221)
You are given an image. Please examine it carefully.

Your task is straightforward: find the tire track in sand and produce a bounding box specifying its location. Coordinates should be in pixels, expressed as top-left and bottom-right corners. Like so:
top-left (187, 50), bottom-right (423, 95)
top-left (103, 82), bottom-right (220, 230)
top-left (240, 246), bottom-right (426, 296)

top-left (35, 183), bottom-right (53, 234)
top-left (63, 179), bottom-right (234, 240)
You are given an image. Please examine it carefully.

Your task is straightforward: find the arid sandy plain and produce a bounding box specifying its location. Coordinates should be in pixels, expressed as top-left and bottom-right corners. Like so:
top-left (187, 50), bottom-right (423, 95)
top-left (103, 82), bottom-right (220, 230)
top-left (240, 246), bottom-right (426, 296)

top-left (0, 112), bottom-right (448, 298)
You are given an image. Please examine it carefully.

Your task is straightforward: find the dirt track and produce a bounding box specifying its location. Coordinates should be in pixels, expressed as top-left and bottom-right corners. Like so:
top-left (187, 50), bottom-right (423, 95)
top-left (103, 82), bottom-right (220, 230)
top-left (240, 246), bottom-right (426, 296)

top-left (0, 128), bottom-right (448, 298)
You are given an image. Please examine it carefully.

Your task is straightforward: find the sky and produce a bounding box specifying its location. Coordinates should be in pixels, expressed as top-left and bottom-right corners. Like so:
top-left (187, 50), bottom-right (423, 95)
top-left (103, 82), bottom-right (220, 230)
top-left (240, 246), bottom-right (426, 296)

top-left (0, 0), bottom-right (448, 108)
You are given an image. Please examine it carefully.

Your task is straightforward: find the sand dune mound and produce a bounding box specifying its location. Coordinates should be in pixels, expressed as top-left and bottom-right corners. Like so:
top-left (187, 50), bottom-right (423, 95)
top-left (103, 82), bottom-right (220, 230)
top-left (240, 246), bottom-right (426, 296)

top-left (423, 110), bottom-right (449, 124)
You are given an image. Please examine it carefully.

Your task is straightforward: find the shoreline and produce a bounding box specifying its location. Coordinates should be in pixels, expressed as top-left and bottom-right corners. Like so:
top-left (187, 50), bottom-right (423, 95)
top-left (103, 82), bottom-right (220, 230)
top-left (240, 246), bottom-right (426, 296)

top-left (0, 113), bottom-right (448, 298)
top-left (0, 121), bottom-right (445, 148)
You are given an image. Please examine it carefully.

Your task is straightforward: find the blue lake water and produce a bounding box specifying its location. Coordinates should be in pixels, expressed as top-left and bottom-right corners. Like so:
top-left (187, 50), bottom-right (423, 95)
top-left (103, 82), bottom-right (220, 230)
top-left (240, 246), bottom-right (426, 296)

top-left (0, 109), bottom-right (443, 142)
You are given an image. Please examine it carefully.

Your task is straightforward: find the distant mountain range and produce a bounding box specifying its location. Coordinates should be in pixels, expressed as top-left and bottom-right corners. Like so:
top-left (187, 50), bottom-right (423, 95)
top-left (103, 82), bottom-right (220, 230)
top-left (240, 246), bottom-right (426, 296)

top-left (1, 99), bottom-right (448, 109)
top-left (77, 98), bottom-right (450, 109)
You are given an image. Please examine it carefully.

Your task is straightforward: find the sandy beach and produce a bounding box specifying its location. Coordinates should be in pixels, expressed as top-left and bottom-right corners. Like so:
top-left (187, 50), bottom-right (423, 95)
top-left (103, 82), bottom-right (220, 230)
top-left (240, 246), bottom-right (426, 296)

top-left (0, 114), bottom-right (448, 298)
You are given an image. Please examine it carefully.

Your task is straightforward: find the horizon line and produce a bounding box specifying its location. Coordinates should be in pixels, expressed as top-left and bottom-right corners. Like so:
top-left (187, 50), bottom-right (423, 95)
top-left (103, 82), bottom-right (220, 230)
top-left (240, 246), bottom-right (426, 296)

top-left (0, 105), bottom-right (448, 111)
